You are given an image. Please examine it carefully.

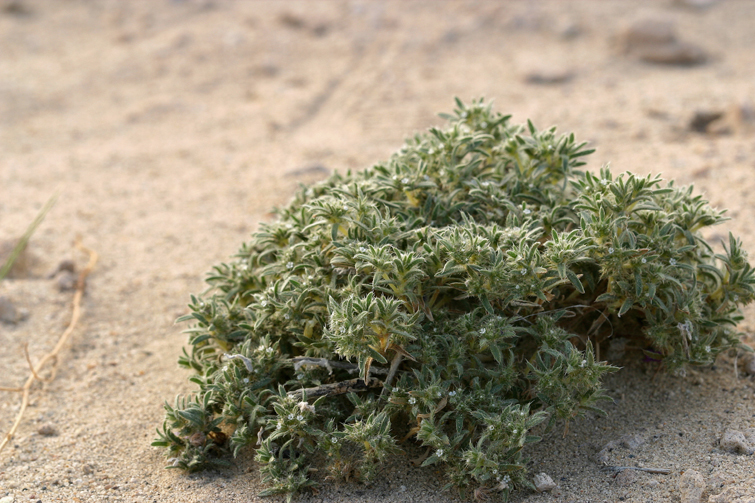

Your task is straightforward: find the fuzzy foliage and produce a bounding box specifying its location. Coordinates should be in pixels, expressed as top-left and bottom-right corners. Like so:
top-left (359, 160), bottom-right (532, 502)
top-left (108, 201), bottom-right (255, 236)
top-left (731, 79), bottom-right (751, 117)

top-left (154, 99), bottom-right (755, 501)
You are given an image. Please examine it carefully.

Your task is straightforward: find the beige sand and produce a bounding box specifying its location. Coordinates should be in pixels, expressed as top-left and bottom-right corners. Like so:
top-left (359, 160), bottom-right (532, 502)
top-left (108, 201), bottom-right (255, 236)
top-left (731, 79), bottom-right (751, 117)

top-left (1, 1), bottom-right (754, 502)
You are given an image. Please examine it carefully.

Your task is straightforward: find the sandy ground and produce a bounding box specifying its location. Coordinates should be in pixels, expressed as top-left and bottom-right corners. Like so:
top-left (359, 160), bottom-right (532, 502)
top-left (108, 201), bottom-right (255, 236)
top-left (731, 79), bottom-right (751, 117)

top-left (1, 1), bottom-right (755, 502)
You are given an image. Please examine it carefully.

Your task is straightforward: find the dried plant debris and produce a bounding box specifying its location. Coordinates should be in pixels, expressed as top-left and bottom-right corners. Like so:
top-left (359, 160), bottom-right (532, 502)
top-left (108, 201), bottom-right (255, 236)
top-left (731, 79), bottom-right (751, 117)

top-left (155, 99), bottom-right (755, 501)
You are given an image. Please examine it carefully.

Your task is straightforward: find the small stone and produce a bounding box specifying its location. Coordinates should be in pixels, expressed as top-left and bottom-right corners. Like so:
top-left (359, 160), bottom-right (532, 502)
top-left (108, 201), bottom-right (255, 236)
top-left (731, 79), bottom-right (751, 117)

top-left (523, 68), bottom-right (574, 85)
top-left (556, 21), bottom-right (581, 40)
top-left (284, 164), bottom-right (330, 178)
top-left (0, 495), bottom-right (15, 503)
top-left (82, 464), bottom-right (94, 475)
top-left (56, 271), bottom-right (78, 292)
top-left (679, 469), bottom-right (705, 503)
top-left (0, 296), bottom-right (21, 324)
top-left (622, 19), bottom-right (676, 47)
top-left (37, 424), bottom-right (58, 437)
top-left (534, 472), bottom-right (556, 492)
top-left (620, 18), bottom-right (707, 66)
top-left (743, 355), bottom-right (755, 376)
top-left (48, 259), bottom-right (75, 278)
top-left (720, 429), bottom-right (753, 454)
top-left (620, 433), bottom-right (644, 450)
top-left (638, 41), bottom-right (707, 66)
top-left (615, 469), bottom-right (637, 487)
top-left (689, 110), bottom-right (725, 133)
top-left (595, 440), bottom-right (618, 464)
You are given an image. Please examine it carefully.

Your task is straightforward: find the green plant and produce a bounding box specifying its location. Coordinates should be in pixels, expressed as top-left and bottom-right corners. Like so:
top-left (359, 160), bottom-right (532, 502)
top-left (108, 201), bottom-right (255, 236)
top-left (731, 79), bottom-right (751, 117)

top-left (0, 192), bottom-right (57, 280)
top-left (154, 99), bottom-right (755, 501)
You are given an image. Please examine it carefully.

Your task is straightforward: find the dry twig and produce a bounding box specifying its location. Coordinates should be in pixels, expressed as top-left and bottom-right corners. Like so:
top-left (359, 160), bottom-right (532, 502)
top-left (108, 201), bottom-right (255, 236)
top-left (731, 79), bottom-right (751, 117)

top-left (601, 465), bottom-right (671, 475)
top-left (288, 377), bottom-right (383, 400)
top-left (0, 237), bottom-right (97, 454)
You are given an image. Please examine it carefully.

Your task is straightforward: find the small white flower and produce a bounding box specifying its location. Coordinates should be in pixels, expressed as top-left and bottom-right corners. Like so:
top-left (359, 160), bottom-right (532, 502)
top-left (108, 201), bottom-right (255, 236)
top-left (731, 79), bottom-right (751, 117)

top-left (520, 411), bottom-right (526, 416)
top-left (287, 414), bottom-right (294, 420)
top-left (608, 247), bottom-right (614, 254)
top-left (448, 390), bottom-right (456, 397)
top-left (297, 373), bottom-right (304, 380)
top-left (641, 258), bottom-right (647, 264)
top-left (523, 209), bottom-right (531, 215)
top-left (480, 122), bottom-right (488, 128)
top-left (669, 258), bottom-right (677, 266)
top-left (428, 149), bottom-right (435, 155)
top-left (437, 391), bottom-right (442, 397)
top-left (401, 177), bottom-right (409, 185)
top-left (492, 469), bottom-right (498, 475)
top-left (580, 359), bottom-right (587, 368)
top-left (296, 415), bottom-right (303, 421)
top-left (515, 285), bottom-right (520, 290)
top-left (408, 397), bottom-right (416, 405)
top-left (287, 261), bottom-right (294, 269)
top-left (261, 300), bottom-right (267, 307)
top-left (460, 111), bottom-right (468, 118)
top-left (733, 294), bottom-right (739, 301)
top-left (222, 366), bottom-right (228, 372)
top-left (521, 269), bottom-right (527, 275)
top-left (243, 378), bottom-right (249, 384)
top-left (284, 314), bottom-right (291, 320)
top-left (276, 423), bottom-right (282, 430)
top-left (512, 429), bottom-right (518, 434)
top-left (331, 437), bottom-right (338, 443)
top-left (266, 347), bottom-right (274, 353)
top-left (241, 264), bottom-right (248, 271)
top-left (479, 328), bottom-right (486, 334)
top-left (359, 246), bottom-right (367, 252)
top-left (601, 179), bottom-right (609, 186)
top-left (436, 449), bottom-right (444, 457)
top-left (488, 425), bottom-right (495, 431)
top-left (482, 181), bottom-right (490, 187)
top-left (705, 345), bottom-right (711, 353)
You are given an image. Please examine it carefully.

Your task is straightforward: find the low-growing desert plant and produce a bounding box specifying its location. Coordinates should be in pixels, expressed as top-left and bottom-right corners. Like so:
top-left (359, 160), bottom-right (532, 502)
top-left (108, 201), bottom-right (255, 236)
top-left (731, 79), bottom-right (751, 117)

top-left (154, 99), bottom-right (754, 501)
